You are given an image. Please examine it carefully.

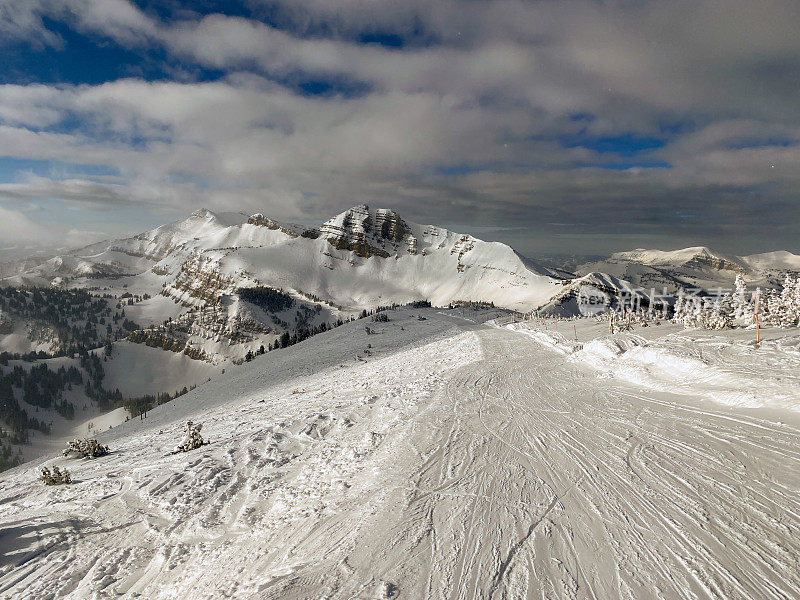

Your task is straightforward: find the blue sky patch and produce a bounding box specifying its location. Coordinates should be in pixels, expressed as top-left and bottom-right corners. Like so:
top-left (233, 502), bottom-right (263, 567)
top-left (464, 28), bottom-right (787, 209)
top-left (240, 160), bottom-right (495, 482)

top-left (586, 160), bottom-right (672, 170)
top-left (358, 32), bottom-right (405, 48)
top-left (0, 158), bottom-right (120, 181)
top-left (560, 132), bottom-right (666, 156)
top-left (728, 138), bottom-right (797, 150)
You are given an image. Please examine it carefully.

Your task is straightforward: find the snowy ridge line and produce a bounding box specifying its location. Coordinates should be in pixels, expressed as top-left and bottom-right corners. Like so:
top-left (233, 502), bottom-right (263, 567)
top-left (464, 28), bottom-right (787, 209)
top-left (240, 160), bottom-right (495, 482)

top-left (1, 205), bottom-right (561, 313)
top-left (0, 323), bottom-right (484, 599)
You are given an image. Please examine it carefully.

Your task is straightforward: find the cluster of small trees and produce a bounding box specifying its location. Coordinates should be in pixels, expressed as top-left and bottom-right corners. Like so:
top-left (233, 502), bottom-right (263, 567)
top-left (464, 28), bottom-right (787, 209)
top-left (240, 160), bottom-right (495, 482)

top-left (239, 287), bottom-right (295, 313)
top-left (0, 433), bottom-right (23, 471)
top-left (40, 437), bottom-right (110, 485)
top-left (673, 291), bottom-right (734, 330)
top-left (40, 465), bottom-right (72, 485)
top-left (0, 286), bottom-right (134, 356)
top-left (448, 300), bottom-right (495, 309)
top-left (39, 422), bottom-right (206, 485)
top-left (673, 273), bottom-right (800, 330)
top-left (758, 274), bottom-right (800, 328)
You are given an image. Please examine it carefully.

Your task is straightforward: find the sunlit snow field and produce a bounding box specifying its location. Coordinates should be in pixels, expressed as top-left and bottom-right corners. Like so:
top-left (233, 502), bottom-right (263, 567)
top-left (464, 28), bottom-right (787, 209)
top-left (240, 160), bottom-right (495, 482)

top-left (1, 308), bottom-right (799, 599)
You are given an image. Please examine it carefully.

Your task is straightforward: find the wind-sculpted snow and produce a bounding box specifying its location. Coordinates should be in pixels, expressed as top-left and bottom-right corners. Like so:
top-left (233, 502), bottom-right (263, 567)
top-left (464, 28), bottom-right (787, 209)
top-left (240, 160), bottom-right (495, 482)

top-left (506, 320), bottom-right (800, 412)
top-left (1, 311), bottom-right (799, 599)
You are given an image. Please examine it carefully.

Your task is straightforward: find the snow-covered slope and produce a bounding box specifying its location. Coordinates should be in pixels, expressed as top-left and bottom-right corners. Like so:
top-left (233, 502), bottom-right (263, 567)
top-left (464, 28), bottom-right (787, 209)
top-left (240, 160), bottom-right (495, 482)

top-left (504, 318), bottom-right (800, 411)
top-left (742, 250), bottom-right (800, 272)
top-left (2, 309), bottom-right (799, 599)
top-left (612, 246), bottom-right (748, 272)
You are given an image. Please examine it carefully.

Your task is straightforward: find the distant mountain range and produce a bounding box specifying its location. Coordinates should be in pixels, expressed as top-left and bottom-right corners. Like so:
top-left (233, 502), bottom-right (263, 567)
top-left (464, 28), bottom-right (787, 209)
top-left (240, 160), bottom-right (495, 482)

top-left (575, 246), bottom-right (800, 292)
top-left (1, 206), bottom-right (798, 352)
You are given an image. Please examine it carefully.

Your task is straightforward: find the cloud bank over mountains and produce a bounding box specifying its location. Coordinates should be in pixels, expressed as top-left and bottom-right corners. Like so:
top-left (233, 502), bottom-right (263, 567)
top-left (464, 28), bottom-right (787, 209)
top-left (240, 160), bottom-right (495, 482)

top-left (0, 0), bottom-right (798, 256)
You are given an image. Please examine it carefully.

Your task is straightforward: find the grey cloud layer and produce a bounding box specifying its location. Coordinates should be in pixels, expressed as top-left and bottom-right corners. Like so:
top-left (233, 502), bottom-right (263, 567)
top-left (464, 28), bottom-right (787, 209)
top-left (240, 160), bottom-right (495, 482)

top-left (0, 0), bottom-right (798, 255)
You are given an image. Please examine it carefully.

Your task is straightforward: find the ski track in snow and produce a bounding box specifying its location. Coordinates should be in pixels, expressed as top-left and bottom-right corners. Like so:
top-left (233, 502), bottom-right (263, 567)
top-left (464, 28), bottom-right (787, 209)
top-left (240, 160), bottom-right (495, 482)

top-left (1, 311), bottom-right (799, 599)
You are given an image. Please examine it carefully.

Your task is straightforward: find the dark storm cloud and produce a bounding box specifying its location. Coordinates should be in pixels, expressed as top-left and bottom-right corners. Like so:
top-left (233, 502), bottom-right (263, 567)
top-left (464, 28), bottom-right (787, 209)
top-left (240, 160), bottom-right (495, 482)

top-left (0, 0), bottom-right (798, 256)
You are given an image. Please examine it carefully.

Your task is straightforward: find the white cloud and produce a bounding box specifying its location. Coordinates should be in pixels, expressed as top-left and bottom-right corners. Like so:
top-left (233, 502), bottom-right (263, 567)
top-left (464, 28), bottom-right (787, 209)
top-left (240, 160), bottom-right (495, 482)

top-left (0, 0), bottom-right (798, 256)
top-left (0, 204), bottom-right (50, 245)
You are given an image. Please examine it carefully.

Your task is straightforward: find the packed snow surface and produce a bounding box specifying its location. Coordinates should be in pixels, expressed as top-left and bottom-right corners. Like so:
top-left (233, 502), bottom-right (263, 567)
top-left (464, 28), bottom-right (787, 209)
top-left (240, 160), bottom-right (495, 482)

top-left (1, 310), bottom-right (799, 599)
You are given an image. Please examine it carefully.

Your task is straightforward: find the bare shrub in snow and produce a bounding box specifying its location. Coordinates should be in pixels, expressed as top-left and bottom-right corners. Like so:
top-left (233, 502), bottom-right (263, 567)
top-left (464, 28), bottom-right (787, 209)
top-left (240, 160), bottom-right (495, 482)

top-left (175, 421), bottom-right (205, 452)
top-left (377, 581), bottom-right (398, 598)
top-left (40, 466), bottom-right (72, 485)
top-left (63, 438), bottom-right (109, 459)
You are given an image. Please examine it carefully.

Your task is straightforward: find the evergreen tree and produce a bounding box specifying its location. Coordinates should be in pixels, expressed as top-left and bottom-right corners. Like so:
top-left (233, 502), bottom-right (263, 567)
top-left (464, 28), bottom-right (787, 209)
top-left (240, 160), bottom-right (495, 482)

top-left (175, 421), bottom-right (205, 453)
top-left (731, 274), bottom-right (755, 325)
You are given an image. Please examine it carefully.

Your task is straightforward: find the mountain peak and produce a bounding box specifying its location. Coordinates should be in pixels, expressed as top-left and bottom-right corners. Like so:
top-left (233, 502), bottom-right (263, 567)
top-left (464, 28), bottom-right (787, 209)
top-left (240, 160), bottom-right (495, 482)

top-left (320, 205), bottom-right (417, 258)
top-left (190, 208), bottom-right (218, 220)
top-left (613, 246), bottom-right (729, 265)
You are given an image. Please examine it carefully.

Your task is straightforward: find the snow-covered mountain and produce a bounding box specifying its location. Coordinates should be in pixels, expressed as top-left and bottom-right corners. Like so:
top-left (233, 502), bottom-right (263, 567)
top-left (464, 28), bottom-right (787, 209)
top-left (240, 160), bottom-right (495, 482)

top-left (741, 250), bottom-right (800, 273)
top-left (537, 272), bottom-right (655, 317)
top-left (0, 206), bottom-right (588, 368)
top-left (7, 208), bottom-right (796, 365)
top-left (576, 246), bottom-right (799, 291)
top-left (2, 205), bottom-right (563, 313)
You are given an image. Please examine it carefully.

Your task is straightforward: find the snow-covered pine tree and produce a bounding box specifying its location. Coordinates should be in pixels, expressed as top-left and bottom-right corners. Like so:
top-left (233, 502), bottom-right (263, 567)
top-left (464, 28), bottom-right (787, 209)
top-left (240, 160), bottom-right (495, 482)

top-left (706, 293), bottom-right (732, 330)
top-left (63, 438), bottom-right (110, 459)
top-left (672, 289), bottom-right (685, 322)
top-left (731, 274), bottom-right (755, 325)
top-left (791, 275), bottom-right (800, 326)
top-left (764, 288), bottom-right (783, 326)
top-left (695, 296), bottom-right (708, 327)
top-left (779, 274), bottom-right (800, 328)
top-left (682, 293), bottom-right (704, 328)
top-left (175, 421), bottom-right (205, 453)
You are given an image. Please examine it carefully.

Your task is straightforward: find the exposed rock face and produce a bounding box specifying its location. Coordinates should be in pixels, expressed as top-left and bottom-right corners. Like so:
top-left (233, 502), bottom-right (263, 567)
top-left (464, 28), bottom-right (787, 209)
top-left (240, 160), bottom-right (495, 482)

top-left (127, 327), bottom-right (214, 362)
top-left (247, 214), bottom-right (299, 238)
top-left (374, 209), bottom-right (407, 243)
top-left (685, 253), bottom-right (747, 274)
top-left (319, 205), bottom-right (417, 258)
top-left (164, 254), bottom-right (237, 306)
top-left (247, 214), bottom-right (281, 229)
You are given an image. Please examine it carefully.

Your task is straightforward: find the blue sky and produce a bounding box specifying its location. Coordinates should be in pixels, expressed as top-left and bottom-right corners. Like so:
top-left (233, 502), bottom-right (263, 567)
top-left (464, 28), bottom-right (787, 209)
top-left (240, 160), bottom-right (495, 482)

top-left (0, 0), bottom-right (799, 257)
